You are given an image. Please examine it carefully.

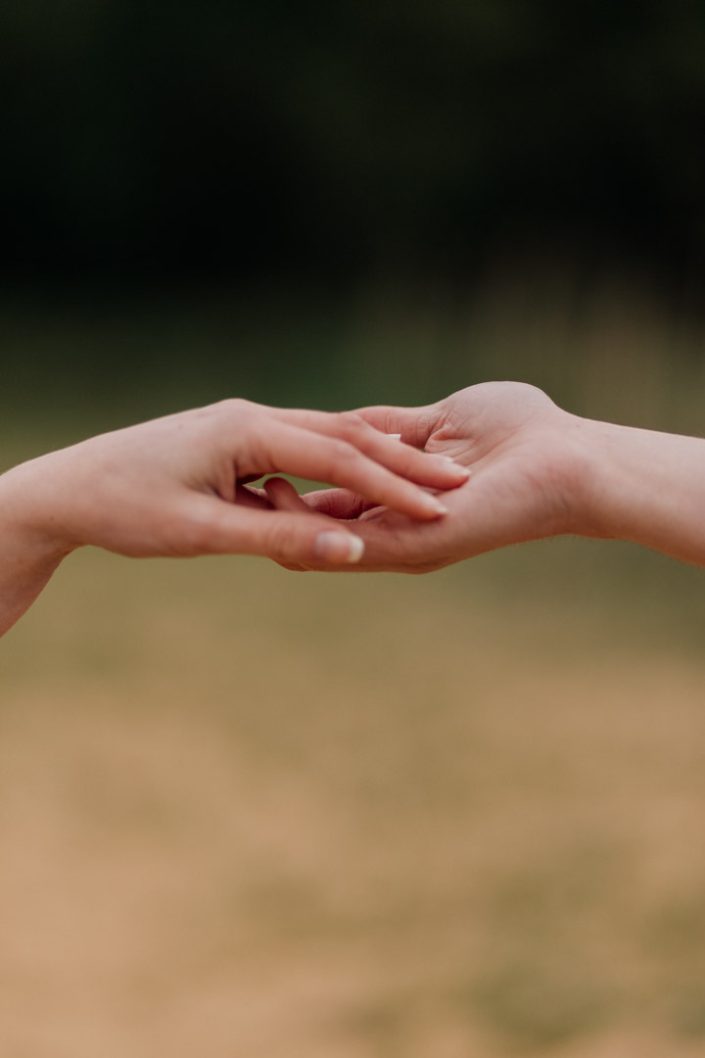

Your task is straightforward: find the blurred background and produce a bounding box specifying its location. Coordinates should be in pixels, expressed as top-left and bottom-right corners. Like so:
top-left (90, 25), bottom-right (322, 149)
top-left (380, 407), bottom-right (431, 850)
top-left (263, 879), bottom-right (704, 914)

top-left (3, 2), bottom-right (705, 1055)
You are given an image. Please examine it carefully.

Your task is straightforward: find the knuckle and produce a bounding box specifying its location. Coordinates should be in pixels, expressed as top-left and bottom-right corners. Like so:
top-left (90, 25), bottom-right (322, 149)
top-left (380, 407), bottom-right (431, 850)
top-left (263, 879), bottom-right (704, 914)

top-left (337, 411), bottom-right (367, 439)
top-left (214, 397), bottom-right (252, 420)
top-left (331, 439), bottom-right (359, 466)
top-left (264, 519), bottom-right (295, 560)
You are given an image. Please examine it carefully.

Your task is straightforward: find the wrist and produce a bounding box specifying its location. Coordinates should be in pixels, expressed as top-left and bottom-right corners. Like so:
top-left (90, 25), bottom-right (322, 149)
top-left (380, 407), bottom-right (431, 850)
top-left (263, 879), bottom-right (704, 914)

top-left (565, 416), bottom-right (669, 546)
top-left (0, 458), bottom-right (76, 635)
top-left (0, 457), bottom-right (77, 565)
top-left (555, 414), bottom-right (627, 540)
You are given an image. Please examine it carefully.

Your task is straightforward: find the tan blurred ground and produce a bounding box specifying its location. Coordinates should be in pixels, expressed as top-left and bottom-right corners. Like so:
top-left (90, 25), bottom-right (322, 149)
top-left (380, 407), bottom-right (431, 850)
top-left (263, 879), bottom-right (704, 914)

top-left (3, 538), bottom-right (705, 1058)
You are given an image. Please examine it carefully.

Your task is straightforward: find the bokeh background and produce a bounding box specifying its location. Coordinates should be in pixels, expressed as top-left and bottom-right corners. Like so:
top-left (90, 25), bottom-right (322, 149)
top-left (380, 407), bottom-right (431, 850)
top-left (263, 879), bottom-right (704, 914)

top-left (3, 3), bottom-right (705, 1056)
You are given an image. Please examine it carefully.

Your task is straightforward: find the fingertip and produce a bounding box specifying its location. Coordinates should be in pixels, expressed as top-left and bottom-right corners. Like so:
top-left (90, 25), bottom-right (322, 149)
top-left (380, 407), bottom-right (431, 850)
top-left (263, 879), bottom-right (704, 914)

top-left (443, 457), bottom-right (471, 476)
top-left (314, 531), bottom-right (365, 564)
top-left (415, 492), bottom-right (449, 519)
top-left (430, 456), bottom-right (470, 483)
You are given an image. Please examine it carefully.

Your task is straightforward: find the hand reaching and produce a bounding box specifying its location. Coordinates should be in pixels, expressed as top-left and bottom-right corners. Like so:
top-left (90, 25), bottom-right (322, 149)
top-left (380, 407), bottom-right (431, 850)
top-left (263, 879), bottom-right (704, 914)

top-left (5, 383), bottom-right (705, 635)
top-left (0, 398), bottom-right (468, 633)
top-left (270, 383), bottom-right (586, 572)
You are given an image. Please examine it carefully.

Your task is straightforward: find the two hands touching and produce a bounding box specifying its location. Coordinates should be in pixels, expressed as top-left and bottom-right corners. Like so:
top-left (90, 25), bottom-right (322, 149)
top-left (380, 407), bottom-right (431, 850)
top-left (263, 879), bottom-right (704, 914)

top-left (1, 381), bottom-right (704, 634)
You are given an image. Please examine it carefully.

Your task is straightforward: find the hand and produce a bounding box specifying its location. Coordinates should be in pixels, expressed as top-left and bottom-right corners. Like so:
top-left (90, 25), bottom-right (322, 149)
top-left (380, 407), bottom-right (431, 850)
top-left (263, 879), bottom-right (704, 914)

top-left (269, 383), bottom-right (587, 572)
top-left (1, 398), bottom-right (470, 569)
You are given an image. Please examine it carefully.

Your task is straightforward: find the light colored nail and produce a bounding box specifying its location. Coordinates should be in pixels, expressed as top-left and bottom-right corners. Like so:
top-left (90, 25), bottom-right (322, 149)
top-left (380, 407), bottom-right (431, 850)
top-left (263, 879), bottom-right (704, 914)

top-left (388, 433), bottom-right (402, 441)
top-left (420, 493), bottom-right (449, 516)
top-left (442, 458), bottom-right (471, 478)
top-left (315, 531), bottom-right (365, 563)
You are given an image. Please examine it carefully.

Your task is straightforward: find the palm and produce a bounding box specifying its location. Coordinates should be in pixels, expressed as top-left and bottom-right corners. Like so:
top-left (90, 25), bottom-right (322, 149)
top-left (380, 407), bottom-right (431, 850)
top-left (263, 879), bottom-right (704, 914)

top-left (307, 383), bottom-right (577, 572)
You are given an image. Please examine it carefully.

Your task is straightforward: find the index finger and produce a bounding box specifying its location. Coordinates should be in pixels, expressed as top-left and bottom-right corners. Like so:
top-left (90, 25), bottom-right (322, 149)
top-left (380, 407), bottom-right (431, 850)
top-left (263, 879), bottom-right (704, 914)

top-left (254, 421), bottom-right (448, 522)
top-left (270, 408), bottom-right (466, 491)
top-left (353, 403), bottom-right (442, 449)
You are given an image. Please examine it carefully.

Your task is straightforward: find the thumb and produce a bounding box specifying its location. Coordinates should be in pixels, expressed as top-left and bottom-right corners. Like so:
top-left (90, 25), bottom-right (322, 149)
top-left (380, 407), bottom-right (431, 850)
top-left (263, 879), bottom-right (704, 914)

top-left (192, 498), bottom-right (365, 567)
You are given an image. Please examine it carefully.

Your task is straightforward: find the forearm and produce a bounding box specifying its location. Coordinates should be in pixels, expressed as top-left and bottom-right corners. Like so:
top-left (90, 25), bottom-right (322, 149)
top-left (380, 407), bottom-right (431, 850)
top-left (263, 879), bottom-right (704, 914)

top-left (577, 417), bottom-right (705, 566)
top-left (0, 462), bottom-right (70, 636)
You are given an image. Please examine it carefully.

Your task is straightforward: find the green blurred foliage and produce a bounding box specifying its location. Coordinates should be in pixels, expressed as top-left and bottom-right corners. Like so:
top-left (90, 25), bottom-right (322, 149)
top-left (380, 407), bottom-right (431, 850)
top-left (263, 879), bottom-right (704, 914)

top-left (2, 271), bottom-right (705, 443)
top-left (3, 0), bottom-right (705, 286)
top-left (3, 2), bottom-right (705, 419)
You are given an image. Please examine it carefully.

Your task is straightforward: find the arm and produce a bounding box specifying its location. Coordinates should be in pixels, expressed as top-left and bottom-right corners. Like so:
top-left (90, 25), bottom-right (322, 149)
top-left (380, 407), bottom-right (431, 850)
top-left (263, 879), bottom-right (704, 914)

top-left (0, 491), bottom-right (69, 636)
top-left (0, 398), bottom-right (467, 635)
top-left (577, 417), bottom-right (705, 566)
top-left (278, 382), bottom-right (705, 571)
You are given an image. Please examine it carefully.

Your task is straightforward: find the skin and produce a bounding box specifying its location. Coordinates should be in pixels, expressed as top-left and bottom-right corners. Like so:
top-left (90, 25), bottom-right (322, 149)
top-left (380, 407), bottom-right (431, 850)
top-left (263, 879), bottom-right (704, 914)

top-left (5, 381), bottom-right (705, 634)
top-left (265, 381), bottom-right (705, 572)
top-left (0, 398), bottom-right (468, 635)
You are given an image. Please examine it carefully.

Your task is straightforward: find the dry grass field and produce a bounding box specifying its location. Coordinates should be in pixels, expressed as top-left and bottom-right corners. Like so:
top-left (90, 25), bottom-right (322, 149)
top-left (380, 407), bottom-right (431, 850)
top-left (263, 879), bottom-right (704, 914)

top-left (3, 534), bottom-right (705, 1058)
top-left (4, 284), bottom-right (705, 1056)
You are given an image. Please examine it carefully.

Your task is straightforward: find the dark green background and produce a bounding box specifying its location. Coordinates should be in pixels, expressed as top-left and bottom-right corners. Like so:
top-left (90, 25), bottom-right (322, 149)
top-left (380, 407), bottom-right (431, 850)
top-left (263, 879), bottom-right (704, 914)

top-left (5, 0), bottom-right (705, 286)
top-left (2, 1), bottom-right (705, 419)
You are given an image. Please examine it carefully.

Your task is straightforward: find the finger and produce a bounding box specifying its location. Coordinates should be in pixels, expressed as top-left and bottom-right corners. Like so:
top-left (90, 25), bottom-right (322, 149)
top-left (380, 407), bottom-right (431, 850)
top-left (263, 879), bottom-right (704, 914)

top-left (186, 495), bottom-right (366, 566)
top-left (302, 488), bottom-right (376, 520)
top-left (270, 408), bottom-right (467, 491)
top-left (263, 483), bottom-right (312, 569)
top-left (300, 513), bottom-right (449, 573)
top-left (354, 403), bottom-right (442, 449)
top-left (256, 421), bottom-right (450, 522)
top-left (235, 483), bottom-right (272, 509)
top-left (263, 476), bottom-right (309, 512)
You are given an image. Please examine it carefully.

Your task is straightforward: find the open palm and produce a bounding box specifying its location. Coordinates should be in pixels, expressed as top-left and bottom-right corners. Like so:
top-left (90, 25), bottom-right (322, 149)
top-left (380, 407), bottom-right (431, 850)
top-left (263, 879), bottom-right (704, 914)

top-left (292, 382), bottom-right (584, 572)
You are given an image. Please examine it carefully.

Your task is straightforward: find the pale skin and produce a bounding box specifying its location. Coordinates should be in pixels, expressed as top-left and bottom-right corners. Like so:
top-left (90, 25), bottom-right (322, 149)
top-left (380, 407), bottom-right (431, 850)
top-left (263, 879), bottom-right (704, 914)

top-left (267, 381), bottom-right (705, 572)
top-left (3, 382), bottom-right (705, 636)
top-left (0, 398), bottom-right (468, 636)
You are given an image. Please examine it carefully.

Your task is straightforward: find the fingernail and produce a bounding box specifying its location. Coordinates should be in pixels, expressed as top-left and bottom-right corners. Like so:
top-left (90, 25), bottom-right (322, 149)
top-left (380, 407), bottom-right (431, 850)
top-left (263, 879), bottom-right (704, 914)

top-left (388, 433), bottom-right (402, 441)
top-left (420, 493), bottom-right (449, 517)
top-left (315, 531), bottom-right (365, 563)
top-left (442, 457), bottom-right (470, 478)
